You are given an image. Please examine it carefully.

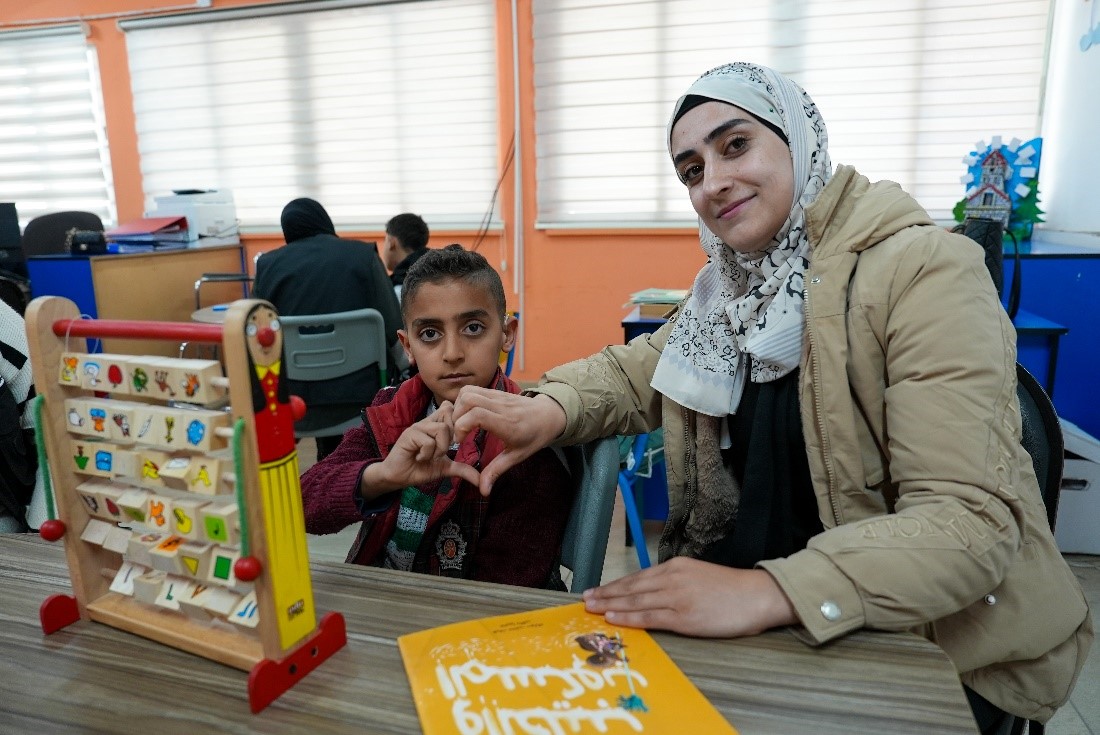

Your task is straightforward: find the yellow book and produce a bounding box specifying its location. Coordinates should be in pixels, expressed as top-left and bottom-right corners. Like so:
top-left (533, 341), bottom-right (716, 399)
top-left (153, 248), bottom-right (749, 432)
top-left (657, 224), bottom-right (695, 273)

top-left (398, 602), bottom-right (738, 734)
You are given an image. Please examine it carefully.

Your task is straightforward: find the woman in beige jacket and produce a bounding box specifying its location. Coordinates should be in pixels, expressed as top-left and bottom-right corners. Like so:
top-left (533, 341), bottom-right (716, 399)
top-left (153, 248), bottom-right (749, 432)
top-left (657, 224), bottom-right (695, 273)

top-left (452, 62), bottom-right (1092, 730)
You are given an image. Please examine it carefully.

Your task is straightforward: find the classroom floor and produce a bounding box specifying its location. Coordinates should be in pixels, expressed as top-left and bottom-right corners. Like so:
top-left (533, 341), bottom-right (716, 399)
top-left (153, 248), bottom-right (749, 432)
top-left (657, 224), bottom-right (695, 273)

top-left (298, 441), bottom-right (1100, 734)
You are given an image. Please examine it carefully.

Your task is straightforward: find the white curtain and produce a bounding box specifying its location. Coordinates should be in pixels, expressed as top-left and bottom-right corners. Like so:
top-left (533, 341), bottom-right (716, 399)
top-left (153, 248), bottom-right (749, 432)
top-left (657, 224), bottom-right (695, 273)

top-left (122, 0), bottom-right (499, 230)
top-left (532, 0), bottom-right (1052, 226)
top-left (0, 26), bottom-right (115, 228)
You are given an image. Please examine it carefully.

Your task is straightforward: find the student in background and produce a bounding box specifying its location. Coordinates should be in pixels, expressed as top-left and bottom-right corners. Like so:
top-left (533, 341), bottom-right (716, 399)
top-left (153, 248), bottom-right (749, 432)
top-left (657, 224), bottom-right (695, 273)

top-left (452, 62), bottom-right (1092, 731)
top-left (0, 299), bottom-right (37, 532)
top-left (382, 212), bottom-right (430, 298)
top-left (253, 197), bottom-right (402, 460)
top-left (300, 244), bottom-right (572, 588)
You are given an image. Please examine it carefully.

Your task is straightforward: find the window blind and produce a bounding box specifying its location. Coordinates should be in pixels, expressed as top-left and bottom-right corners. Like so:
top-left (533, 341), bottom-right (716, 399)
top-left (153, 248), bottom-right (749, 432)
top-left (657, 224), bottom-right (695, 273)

top-left (123, 0), bottom-right (498, 230)
top-left (532, 0), bottom-right (1052, 226)
top-left (0, 26), bottom-right (115, 228)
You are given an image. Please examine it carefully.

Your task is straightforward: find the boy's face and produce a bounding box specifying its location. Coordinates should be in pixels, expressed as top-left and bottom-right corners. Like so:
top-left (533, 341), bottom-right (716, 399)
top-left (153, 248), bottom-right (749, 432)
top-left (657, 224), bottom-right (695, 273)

top-left (397, 278), bottom-right (517, 405)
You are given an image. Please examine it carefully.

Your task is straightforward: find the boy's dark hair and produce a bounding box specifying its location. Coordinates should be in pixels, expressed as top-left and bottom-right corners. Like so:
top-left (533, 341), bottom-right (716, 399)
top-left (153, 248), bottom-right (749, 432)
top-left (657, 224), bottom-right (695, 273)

top-left (401, 244), bottom-right (506, 321)
top-left (385, 213), bottom-right (430, 252)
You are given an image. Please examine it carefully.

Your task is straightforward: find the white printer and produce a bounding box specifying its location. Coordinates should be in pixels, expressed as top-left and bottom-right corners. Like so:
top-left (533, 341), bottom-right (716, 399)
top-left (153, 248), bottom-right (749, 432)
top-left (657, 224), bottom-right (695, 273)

top-left (147, 189), bottom-right (239, 241)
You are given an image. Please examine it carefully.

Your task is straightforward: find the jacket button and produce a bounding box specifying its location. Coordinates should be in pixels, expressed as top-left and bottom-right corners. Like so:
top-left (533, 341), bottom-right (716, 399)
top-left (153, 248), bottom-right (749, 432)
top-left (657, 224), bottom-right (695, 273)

top-left (984, 594), bottom-right (997, 605)
top-left (820, 601), bottom-right (841, 621)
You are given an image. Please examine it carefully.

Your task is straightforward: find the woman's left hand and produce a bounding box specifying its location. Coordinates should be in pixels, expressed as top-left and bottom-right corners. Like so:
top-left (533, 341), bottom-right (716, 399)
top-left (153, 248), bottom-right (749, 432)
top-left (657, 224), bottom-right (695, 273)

top-left (582, 557), bottom-right (798, 638)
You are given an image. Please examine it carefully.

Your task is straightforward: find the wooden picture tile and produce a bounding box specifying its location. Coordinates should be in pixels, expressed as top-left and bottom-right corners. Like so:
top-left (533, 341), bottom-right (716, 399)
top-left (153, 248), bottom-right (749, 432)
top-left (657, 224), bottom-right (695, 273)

top-left (178, 408), bottom-right (230, 453)
top-left (58, 352), bottom-right (83, 387)
top-left (79, 518), bottom-right (113, 546)
top-left (170, 496), bottom-right (208, 540)
top-left (228, 590), bottom-right (260, 629)
top-left (184, 457), bottom-right (223, 496)
top-left (132, 570), bottom-right (167, 605)
top-left (199, 502), bottom-right (239, 546)
top-left (79, 354), bottom-right (131, 394)
top-left (170, 358), bottom-right (227, 406)
top-left (69, 438), bottom-right (116, 478)
top-left (127, 531), bottom-right (165, 568)
top-left (109, 561), bottom-right (147, 596)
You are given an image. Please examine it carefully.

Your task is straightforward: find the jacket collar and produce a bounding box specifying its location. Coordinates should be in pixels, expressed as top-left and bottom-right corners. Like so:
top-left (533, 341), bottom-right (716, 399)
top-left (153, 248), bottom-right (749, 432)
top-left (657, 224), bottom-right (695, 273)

top-left (807, 165), bottom-right (935, 259)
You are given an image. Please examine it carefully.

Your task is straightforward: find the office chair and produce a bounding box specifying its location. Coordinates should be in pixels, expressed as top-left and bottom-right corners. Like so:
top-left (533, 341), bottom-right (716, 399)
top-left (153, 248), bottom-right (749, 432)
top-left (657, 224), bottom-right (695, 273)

top-left (181, 273), bottom-right (253, 359)
top-left (21, 211), bottom-right (104, 259)
top-left (194, 272), bottom-right (253, 309)
top-left (618, 433), bottom-right (653, 569)
top-left (1004, 363), bottom-right (1063, 735)
top-left (559, 436), bottom-right (620, 593)
top-left (280, 308), bottom-right (388, 441)
top-left (1015, 362), bottom-right (1063, 531)
top-left (0, 274), bottom-right (30, 316)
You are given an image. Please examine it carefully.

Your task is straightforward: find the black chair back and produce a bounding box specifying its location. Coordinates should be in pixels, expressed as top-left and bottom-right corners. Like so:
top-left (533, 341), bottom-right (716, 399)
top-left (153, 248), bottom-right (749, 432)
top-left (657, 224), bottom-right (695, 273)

top-left (1015, 362), bottom-right (1063, 532)
top-left (21, 211), bottom-right (104, 259)
top-left (1005, 364), bottom-right (1061, 735)
top-left (0, 275), bottom-right (31, 316)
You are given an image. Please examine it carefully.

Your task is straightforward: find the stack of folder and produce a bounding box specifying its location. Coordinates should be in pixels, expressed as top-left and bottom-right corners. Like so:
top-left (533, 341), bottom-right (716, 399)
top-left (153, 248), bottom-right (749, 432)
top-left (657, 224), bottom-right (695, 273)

top-left (628, 287), bottom-right (689, 318)
top-left (104, 216), bottom-right (190, 252)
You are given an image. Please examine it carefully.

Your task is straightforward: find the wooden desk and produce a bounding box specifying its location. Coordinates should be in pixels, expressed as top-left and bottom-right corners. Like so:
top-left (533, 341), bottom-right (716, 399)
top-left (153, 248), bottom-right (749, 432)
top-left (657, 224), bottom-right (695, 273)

top-left (0, 535), bottom-right (976, 734)
top-left (26, 245), bottom-right (246, 357)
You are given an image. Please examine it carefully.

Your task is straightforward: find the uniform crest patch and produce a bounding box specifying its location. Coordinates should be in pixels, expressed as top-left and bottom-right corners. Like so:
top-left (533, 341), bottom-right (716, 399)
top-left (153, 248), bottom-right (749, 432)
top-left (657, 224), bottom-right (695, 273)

top-left (435, 520), bottom-right (467, 570)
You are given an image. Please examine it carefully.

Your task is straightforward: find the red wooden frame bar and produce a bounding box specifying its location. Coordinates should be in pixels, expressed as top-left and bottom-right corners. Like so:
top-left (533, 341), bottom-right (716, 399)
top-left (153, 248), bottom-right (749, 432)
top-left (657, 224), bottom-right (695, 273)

top-left (52, 319), bottom-right (223, 343)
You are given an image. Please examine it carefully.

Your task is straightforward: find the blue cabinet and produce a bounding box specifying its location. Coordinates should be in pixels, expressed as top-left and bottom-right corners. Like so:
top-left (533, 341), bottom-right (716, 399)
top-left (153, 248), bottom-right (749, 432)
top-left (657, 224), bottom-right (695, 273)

top-left (1003, 239), bottom-right (1100, 439)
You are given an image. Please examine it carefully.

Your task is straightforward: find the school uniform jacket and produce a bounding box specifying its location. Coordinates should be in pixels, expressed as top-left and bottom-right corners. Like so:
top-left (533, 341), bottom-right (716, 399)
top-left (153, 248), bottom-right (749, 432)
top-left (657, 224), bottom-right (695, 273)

top-left (532, 166), bottom-right (1093, 722)
top-left (300, 371), bottom-right (572, 588)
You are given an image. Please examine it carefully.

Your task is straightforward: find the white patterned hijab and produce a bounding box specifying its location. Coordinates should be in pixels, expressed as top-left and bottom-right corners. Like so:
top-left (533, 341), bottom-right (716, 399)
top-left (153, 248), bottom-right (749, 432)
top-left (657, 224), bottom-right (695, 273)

top-left (651, 63), bottom-right (831, 418)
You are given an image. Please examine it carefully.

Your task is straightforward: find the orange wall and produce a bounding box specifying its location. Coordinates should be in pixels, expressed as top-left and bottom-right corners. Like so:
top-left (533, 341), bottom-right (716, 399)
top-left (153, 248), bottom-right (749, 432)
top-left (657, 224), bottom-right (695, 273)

top-left (2, 0), bottom-right (704, 380)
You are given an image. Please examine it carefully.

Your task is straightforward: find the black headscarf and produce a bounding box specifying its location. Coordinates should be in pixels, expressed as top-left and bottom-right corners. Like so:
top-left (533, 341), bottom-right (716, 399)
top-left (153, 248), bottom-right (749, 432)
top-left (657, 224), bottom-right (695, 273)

top-left (280, 197), bottom-right (337, 243)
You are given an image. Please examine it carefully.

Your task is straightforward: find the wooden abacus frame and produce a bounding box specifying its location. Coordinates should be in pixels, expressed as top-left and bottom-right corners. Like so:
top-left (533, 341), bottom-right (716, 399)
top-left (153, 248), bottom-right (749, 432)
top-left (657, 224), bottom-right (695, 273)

top-left (25, 296), bottom-right (346, 713)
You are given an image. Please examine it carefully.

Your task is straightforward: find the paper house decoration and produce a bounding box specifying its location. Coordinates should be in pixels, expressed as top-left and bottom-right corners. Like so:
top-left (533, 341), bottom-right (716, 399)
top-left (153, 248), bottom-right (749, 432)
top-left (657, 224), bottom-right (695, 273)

top-left (955, 136), bottom-right (1044, 242)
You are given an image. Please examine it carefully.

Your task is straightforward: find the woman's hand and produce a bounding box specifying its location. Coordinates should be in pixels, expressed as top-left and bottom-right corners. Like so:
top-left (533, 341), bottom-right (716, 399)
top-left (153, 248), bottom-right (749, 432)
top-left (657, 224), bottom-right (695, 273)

top-left (582, 557), bottom-right (798, 638)
top-left (360, 402), bottom-right (480, 498)
top-left (451, 386), bottom-right (567, 496)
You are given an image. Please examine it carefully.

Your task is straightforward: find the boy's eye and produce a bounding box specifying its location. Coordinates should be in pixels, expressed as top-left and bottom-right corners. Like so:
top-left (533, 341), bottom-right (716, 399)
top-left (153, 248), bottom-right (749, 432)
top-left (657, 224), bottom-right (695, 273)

top-left (463, 322), bottom-right (486, 336)
top-left (419, 328), bottom-right (440, 342)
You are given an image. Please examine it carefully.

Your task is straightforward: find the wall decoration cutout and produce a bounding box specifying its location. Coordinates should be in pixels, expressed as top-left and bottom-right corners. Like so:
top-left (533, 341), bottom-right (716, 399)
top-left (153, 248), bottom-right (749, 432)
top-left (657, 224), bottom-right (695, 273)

top-left (954, 136), bottom-right (1044, 243)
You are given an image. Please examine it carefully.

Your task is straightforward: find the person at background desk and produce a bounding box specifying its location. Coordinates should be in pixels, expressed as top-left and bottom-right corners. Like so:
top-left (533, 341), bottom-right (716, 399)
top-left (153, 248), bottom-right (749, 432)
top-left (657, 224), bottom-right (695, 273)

top-left (381, 212), bottom-right (430, 298)
top-left (452, 62), bottom-right (1093, 731)
top-left (300, 245), bottom-right (571, 588)
top-left (253, 197), bottom-right (402, 460)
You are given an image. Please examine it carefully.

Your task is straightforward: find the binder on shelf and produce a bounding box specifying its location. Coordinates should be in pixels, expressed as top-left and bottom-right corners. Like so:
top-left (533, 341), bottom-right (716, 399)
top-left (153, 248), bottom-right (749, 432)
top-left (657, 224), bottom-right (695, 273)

top-left (105, 216), bottom-right (190, 245)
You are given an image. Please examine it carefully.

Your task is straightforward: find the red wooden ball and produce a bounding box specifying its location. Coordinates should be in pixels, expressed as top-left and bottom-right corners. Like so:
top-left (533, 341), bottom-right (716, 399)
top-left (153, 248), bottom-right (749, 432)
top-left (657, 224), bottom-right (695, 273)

top-left (39, 519), bottom-right (66, 542)
top-left (234, 556), bottom-right (262, 581)
top-left (289, 394), bottom-right (307, 422)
